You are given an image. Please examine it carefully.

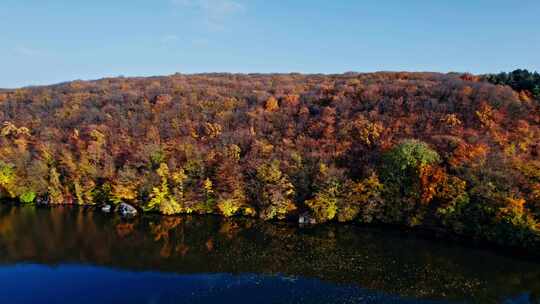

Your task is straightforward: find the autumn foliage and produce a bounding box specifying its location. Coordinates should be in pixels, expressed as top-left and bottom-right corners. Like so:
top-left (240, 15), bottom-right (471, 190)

top-left (0, 71), bottom-right (539, 247)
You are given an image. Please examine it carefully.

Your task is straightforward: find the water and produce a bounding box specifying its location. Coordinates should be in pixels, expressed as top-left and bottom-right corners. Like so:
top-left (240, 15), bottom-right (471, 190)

top-left (0, 205), bottom-right (538, 304)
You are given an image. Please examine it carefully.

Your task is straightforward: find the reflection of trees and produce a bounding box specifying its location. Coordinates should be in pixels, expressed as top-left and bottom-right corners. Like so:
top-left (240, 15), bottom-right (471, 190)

top-left (219, 220), bottom-right (240, 239)
top-left (115, 222), bottom-right (134, 238)
top-left (0, 205), bottom-right (539, 303)
top-left (149, 217), bottom-right (185, 258)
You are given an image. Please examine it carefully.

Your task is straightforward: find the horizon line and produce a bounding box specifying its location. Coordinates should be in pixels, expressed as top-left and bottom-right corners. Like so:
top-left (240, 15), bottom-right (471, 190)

top-left (4, 69), bottom-right (535, 90)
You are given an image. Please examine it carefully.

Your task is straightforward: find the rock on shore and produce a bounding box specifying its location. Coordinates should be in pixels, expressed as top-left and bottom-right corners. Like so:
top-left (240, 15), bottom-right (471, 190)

top-left (116, 203), bottom-right (138, 217)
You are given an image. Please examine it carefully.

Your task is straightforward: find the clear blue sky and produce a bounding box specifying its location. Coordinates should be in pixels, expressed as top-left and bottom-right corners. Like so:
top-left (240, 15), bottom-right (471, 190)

top-left (1, 0), bottom-right (539, 88)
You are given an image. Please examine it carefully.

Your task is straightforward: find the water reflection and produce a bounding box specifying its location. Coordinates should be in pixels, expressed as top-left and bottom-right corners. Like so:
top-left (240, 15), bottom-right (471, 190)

top-left (0, 205), bottom-right (539, 303)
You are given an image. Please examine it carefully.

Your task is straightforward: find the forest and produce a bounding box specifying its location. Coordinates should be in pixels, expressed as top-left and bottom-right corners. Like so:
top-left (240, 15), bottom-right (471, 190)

top-left (483, 69), bottom-right (540, 100)
top-left (0, 71), bottom-right (539, 248)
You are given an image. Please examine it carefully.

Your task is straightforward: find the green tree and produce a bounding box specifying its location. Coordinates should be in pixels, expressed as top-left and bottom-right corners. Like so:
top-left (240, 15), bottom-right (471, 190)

top-left (533, 86), bottom-right (540, 99)
top-left (380, 139), bottom-right (440, 194)
top-left (379, 140), bottom-right (441, 225)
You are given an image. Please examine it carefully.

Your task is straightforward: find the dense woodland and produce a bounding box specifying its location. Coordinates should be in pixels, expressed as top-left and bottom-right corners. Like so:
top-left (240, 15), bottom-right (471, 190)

top-left (0, 71), bottom-right (539, 248)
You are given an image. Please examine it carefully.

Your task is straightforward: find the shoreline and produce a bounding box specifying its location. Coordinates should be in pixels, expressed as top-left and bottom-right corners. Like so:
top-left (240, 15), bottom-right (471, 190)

top-left (5, 201), bottom-right (539, 261)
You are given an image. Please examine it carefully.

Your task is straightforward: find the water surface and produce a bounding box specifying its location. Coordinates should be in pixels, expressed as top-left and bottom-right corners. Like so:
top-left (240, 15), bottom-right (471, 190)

top-left (0, 205), bottom-right (538, 303)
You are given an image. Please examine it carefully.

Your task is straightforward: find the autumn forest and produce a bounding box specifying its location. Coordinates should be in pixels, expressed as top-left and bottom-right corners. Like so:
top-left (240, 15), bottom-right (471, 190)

top-left (1, 70), bottom-right (539, 249)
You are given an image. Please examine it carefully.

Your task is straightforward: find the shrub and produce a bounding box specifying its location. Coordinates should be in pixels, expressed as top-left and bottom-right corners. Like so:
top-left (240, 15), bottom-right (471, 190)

top-left (20, 191), bottom-right (36, 204)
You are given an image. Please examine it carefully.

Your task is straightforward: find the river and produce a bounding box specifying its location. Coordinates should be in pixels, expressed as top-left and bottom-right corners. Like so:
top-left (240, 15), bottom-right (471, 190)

top-left (0, 205), bottom-right (538, 303)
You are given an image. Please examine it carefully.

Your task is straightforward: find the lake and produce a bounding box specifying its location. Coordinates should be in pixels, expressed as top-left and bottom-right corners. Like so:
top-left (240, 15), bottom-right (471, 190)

top-left (0, 205), bottom-right (538, 304)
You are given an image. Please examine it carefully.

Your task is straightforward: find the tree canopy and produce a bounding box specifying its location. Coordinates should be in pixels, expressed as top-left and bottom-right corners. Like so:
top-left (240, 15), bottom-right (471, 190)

top-left (0, 71), bottom-right (539, 248)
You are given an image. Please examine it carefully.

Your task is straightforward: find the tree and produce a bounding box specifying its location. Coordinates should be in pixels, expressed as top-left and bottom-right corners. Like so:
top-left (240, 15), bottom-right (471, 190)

top-left (380, 139), bottom-right (441, 192)
top-left (341, 173), bottom-right (384, 223)
top-left (0, 161), bottom-right (14, 197)
top-left (215, 145), bottom-right (253, 217)
top-left (145, 163), bottom-right (183, 215)
top-left (533, 86), bottom-right (540, 99)
top-left (48, 167), bottom-right (65, 204)
top-left (379, 140), bottom-right (441, 225)
top-left (305, 163), bottom-right (343, 223)
top-left (265, 96), bottom-right (279, 112)
top-left (253, 160), bottom-right (296, 220)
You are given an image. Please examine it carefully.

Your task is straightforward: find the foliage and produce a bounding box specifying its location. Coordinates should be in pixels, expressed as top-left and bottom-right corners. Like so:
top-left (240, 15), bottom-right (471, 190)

top-left (0, 161), bottom-right (15, 197)
top-left (305, 164), bottom-right (352, 223)
top-left (19, 191), bottom-right (36, 204)
top-left (48, 167), bottom-right (65, 204)
top-left (0, 71), bottom-right (539, 248)
top-left (381, 140), bottom-right (441, 185)
top-left (254, 161), bottom-right (296, 220)
top-left (484, 69), bottom-right (540, 101)
top-left (346, 173), bottom-right (384, 223)
top-left (379, 140), bottom-right (442, 225)
top-left (306, 181), bottom-right (339, 223)
top-left (434, 176), bottom-right (470, 233)
top-left (217, 198), bottom-right (242, 217)
top-left (146, 163), bottom-right (182, 215)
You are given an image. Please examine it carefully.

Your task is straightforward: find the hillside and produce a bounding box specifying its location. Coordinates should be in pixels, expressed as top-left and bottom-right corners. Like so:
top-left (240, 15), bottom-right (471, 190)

top-left (0, 72), bottom-right (539, 248)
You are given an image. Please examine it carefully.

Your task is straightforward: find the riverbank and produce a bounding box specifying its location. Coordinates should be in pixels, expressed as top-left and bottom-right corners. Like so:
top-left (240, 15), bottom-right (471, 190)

top-left (5, 200), bottom-right (540, 259)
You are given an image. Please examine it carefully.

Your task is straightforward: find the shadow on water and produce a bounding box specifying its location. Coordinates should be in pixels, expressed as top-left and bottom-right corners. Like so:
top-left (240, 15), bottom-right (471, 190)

top-left (0, 205), bottom-right (539, 303)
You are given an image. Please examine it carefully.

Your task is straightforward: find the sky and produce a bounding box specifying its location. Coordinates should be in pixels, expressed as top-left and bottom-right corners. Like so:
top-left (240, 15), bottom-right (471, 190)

top-left (0, 0), bottom-right (539, 88)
